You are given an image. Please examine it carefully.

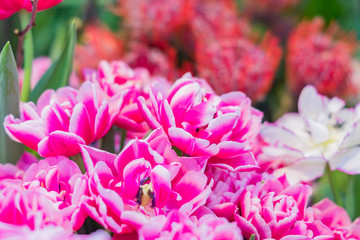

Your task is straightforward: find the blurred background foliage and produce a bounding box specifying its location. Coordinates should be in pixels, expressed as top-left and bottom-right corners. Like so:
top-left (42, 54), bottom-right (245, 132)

top-left (1, 0), bottom-right (360, 62)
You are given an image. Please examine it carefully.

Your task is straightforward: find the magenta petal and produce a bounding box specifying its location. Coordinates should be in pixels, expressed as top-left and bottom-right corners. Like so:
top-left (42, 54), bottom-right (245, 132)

top-left (215, 141), bottom-right (249, 158)
top-left (150, 165), bottom-right (171, 208)
top-left (169, 82), bottom-right (200, 121)
top-left (159, 100), bottom-right (176, 130)
top-left (5, 118), bottom-right (46, 150)
top-left (41, 103), bottom-right (69, 133)
top-left (211, 202), bottom-right (237, 221)
top-left (206, 113), bottom-right (238, 141)
top-left (80, 145), bottom-right (117, 175)
top-left (168, 127), bottom-right (219, 156)
top-left (69, 103), bottom-right (94, 144)
top-left (234, 214), bottom-right (260, 240)
top-left (182, 102), bottom-right (216, 128)
top-left (45, 168), bottom-right (59, 192)
top-left (21, 102), bottom-right (40, 121)
top-left (115, 139), bottom-right (164, 177)
top-left (38, 131), bottom-right (85, 157)
top-left (173, 171), bottom-right (207, 205)
top-left (122, 159), bottom-right (151, 199)
top-left (208, 152), bottom-right (258, 171)
top-left (136, 96), bottom-right (161, 129)
top-left (94, 102), bottom-right (111, 140)
top-left (121, 211), bottom-right (149, 230)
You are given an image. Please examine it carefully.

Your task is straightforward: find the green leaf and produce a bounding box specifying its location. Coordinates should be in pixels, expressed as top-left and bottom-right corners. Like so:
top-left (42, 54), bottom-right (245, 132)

top-left (345, 175), bottom-right (355, 219)
top-left (29, 20), bottom-right (77, 102)
top-left (20, 12), bottom-right (34, 102)
top-left (249, 234), bottom-right (256, 240)
top-left (352, 175), bottom-right (360, 219)
top-left (0, 42), bottom-right (24, 164)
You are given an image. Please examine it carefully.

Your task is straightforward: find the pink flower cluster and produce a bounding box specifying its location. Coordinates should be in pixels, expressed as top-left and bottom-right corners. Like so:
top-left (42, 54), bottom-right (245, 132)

top-left (3, 59), bottom-right (360, 239)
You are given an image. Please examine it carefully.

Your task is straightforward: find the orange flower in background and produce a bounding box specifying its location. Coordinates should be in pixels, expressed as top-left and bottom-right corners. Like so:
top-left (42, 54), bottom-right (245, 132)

top-left (74, 23), bottom-right (123, 78)
top-left (287, 18), bottom-right (358, 97)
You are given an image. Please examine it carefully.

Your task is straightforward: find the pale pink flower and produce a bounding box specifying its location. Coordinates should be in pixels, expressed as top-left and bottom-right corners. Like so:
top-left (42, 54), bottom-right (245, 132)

top-left (18, 57), bottom-right (78, 96)
top-left (137, 74), bottom-right (262, 171)
top-left (5, 81), bottom-right (124, 157)
top-left (80, 128), bottom-right (212, 233)
top-left (18, 57), bottom-right (52, 92)
top-left (259, 85), bottom-right (360, 184)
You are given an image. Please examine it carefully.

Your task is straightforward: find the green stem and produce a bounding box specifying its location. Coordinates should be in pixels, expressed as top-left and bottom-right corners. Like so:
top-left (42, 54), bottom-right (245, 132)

top-left (72, 153), bottom-right (86, 174)
top-left (326, 163), bottom-right (342, 206)
top-left (16, 0), bottom-right (38, 68)
top-left (19, 11), bottom-right (33, 102)
top-left (120, 128), bottom-right (127, 151)
top-left (101, 126), bottom-right (115, 153)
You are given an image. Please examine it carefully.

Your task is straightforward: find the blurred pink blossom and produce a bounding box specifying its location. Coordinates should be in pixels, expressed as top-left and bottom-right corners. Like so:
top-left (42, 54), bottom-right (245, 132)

top-left (287, 18), bottom-right (357, 98)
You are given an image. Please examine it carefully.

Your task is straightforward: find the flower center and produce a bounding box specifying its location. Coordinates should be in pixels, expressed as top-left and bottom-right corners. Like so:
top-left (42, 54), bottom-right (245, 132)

top-left (136, 177), bottom-right (155, 207)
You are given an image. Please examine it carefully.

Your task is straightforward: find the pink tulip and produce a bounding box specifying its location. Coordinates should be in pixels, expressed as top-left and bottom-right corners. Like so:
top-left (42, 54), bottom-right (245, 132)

top-left (80, 128), bottom-right (212, 233)
top-left (137, 74), bottom-right (262, 171)
top-left (313, 198), bottom-right (360, 239)
top-left (97, 60), bottom-right (158, 134)
top-left (116, 209), bottom-right (243, 240)
top-left (234, 175), bottom-right (312, 239)
top-left (205, 166), bottom-right (273, 221)
top-left (5, 81), bottom-right (124, 157)
top-left (21, 156), bottom-right (89, 230)
top-left (281, 221), bottom-right (334, 240)
top-left (0, 179), bottom-right (72, 230)
top-left (0, 0), bottom-right (63, 19)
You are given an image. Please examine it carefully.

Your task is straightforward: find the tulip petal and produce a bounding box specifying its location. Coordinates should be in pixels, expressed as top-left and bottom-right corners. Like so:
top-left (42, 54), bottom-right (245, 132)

top-left (38, 131), bottom-right (85, 157)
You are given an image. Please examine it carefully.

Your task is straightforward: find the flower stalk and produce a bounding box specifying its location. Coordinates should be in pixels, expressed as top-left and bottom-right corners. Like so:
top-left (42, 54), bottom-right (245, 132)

top-left (16, 0), bottom-right (38, 68)
top-left (326, 163), bottom-right (342, 207)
